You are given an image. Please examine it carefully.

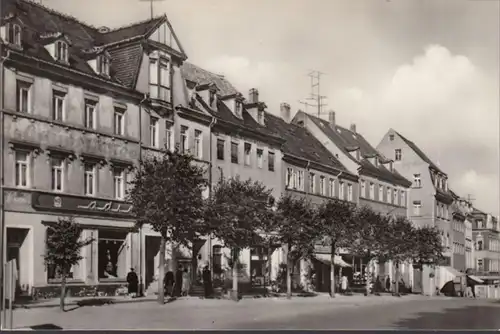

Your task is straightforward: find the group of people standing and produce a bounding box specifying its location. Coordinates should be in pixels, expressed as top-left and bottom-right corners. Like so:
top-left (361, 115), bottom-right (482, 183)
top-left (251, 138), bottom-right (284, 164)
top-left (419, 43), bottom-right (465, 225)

top-left (164, 266), bottom-right (191, 297)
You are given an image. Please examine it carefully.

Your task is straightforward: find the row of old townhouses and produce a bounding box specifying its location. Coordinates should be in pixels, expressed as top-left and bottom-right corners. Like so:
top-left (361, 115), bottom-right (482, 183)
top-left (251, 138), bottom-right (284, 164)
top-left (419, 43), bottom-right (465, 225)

top-left (1, 0), bottom-right (499, 299)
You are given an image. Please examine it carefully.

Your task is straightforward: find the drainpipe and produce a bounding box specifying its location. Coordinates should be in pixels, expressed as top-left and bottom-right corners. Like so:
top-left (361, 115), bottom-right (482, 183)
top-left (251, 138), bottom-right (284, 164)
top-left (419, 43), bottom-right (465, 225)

top-left (138, 94), bottom-right (148, 296)
top-left (208, 117), bottom-right (217, 280)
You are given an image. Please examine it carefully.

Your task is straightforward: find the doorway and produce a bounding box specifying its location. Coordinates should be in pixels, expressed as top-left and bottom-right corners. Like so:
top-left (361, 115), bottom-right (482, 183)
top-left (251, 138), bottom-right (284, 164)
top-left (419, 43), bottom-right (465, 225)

top-left (7, 227), bottom-right (30, 296)
top-left (145, 235), bottom-right (161, 290)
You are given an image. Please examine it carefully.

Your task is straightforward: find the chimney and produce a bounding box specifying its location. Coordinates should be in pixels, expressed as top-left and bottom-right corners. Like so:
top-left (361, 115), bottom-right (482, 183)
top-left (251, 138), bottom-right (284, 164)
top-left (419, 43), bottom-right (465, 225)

top-left (350, 123), bottom-right (357, 133)
top-left (280, 102), bottom-right (291, 123)
top-left (248, 88), bottom-right (259, 104)
top-left (328, 110), bottom-right (336, 128)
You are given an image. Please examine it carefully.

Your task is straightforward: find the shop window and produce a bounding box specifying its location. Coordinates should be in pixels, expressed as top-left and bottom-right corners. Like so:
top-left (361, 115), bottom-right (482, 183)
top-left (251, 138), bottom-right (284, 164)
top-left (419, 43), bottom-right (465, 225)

top-left (98, 230), bottom-right (128, 280)
top-left (250, 247), bottom-right (269, 287)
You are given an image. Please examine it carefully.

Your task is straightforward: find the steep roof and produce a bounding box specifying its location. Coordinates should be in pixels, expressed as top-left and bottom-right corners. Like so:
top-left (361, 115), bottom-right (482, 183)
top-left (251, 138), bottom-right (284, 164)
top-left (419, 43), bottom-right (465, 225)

top-left (1, 0), bottom-right (171, 89)
top-left (395, 131), bottom-right (445, 174)
top-left (265, 113), bottom-right (349, 173)
top-left (304, 113), bottom-right (411, 188)
top-left (181, 62), bottom-right (238, 97)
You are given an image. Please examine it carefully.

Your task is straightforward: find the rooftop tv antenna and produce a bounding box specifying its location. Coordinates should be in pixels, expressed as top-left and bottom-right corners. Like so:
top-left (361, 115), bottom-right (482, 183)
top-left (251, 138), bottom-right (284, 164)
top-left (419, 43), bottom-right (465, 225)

top-left (299, 70), bottom-right (328, 118)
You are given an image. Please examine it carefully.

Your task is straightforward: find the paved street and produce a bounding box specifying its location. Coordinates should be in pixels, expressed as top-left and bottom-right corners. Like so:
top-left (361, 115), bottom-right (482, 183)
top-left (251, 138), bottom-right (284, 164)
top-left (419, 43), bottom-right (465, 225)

top-left (10, 295), bottom-right (500, 330)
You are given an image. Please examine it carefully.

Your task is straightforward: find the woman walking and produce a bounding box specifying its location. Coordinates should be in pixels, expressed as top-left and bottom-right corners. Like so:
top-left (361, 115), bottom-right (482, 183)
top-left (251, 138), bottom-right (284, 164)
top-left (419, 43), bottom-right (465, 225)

top-left (182, 268), bottom-right (191, 296)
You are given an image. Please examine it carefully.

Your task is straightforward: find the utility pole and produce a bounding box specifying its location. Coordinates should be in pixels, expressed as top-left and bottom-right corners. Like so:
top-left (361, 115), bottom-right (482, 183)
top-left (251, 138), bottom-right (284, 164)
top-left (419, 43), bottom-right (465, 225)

top-left (299, 70), bottom-right (328, 118)
top-left (139, 0), bottom-right (167, 19)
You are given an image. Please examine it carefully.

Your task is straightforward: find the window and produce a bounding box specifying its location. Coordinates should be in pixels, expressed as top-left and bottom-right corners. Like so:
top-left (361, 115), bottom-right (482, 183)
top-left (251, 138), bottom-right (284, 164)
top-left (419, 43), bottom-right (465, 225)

top-left (477, 240), bottom-right (483, 251)
top-left (395, 149), bottom-right (402, 161)
top-left (413, 174), bottom-right (421, 188)
top-left (244, 143), bottom-right (251, 166)
top-left (6, 23), bottom-right (22, 46)
top-left (320, 176), bottom-right (326, 196)
top-left (231, 142), bottom-right (238, 164)
top-left (258, 110), bottom-right (264, 124)
top-left (165, 122), bottom-right (173, 151)
top-left (217, 139), bottom-right (225, 160)
top-left (393, 189), bottom-right (398, 205)
top-left (16, 81), bottom-right (31, 113)
top-left (84, 164), bottom-right (96, 196)
top-left (55, 40), bottom-right (69, 62)
top-left (194, 130), bottom-right (202, 159)
top-left (477, 258), bottom-right (484, 271)
top-left (149, 117), bottom-right (159, 148)
top-left (378, 185), bottom-right (383, 201)
top-left (98, 230), bottom-right (128, 280)
top-left (444, 206), bottom-right (448, 220)
top-left (401, 190), bottom-right (406, 207)
top-left (389, 134), bottom-right (394, 141)
top-left (113, 108), bottom-right (125, 136)
top-left (347, 183), bottom-right (353, 201)
top-left (180, 126), bottom-right (188, 154)
top-left (329, 178), bottom-right (335, 197)
top-left (413, 201), bottom-right (422, 216)
top-left (15, 151), bottom-right (29, 187)
top-left (360, 180), bottom-right (366, 198)
top-left (235, 101), bottom-right (242, 117)
top-left (369, 183), bottom-right (375, 200)
top-left (298, 170), bottom-right (304, 191)
top-left (309, 173), bottom-right (316, 193)
top-left (98, 55), bottom-right (110, 76)
top-left (286, 168), bottom-right (295, 189)
top-left (84, 102), bottom-right (96, 129)
top-left (256, 149), bottom-right (263, 168)
top-left (52, 91), bottom-right (65, 121)
top-left (51, 157), bottom-right (64, 192)
top-left (268, 152), bottom-right (275, 171)
top-left (387, 187), bottom-right (392, 203)
top-left (113, 168), bottom-right (125, 200)
top-left (149, 57), bottom-right (171, 102)
top-left (339, 182), bottom-right (345, 199)
top-left (209, 90), bottom-right (216, 107)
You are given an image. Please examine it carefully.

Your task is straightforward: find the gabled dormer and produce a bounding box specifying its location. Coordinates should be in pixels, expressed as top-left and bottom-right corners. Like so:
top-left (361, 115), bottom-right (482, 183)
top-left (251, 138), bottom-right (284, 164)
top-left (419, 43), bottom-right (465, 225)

top-left (40, 32), bottom-right (71, 64)
top-left (346, 146), bottom-right (361, 161)
top-left (82, 47), bottom-right (111, 77)
top-left (381, 158), bottom-right (394, 172)
top-left (220, 92), bottom-right (244, 119)
top-left (195, 82), bottom-right (219, 111)
top-left (365, 153), bottom-right (379, 167)
top-left (244, 88), bottom-right (266, 126)
top-left (0, 14), bottom-right (23, 49)
top-left (147, 16), bottom-right (187, 60)
top-left (148, 50), bottom-right (172, 107)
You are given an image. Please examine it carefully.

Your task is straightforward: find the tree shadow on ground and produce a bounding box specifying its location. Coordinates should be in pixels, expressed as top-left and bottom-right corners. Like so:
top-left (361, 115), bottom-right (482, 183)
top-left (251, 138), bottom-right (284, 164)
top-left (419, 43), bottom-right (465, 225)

top-left (29, 323), bottom-right (63, 330)
top-left (64, 298), bottom-right (116, 312)
top-left (393, 302), bottom-right (500, 330)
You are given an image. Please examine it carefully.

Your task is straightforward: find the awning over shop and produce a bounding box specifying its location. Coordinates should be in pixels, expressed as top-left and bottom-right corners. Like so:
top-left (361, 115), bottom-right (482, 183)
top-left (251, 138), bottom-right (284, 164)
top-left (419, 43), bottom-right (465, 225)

top-left (468, 275), bottom-right (484, 284)
top-left (444, 266), bottom-right (464, 278)
top-left (314, 254), bottom-right (351, 268)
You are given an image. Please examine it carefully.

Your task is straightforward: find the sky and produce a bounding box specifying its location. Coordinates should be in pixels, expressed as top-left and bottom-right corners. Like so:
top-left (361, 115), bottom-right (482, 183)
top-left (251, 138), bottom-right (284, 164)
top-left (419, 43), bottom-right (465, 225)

top-left (42, 0), bottom-right (499, 216)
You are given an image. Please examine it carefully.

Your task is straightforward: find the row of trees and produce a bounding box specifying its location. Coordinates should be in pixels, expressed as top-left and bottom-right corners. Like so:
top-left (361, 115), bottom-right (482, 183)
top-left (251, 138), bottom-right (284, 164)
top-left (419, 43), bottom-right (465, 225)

top-left (45, 146), bottom-right (445, 310)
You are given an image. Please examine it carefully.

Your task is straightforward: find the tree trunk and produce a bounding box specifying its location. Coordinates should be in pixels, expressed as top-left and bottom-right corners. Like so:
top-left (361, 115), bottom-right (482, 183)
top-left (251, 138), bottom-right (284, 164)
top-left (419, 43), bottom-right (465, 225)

top-left (286, 250), bottom-right (292, 300)
top-left (231, 248), bottom-right (239, 301)
top-left (394, 262), bottom-right (400, 296)
top-left (157, 237), bottom-right (166, 304)
top-left (330, 245), bottom-right (336, 298)
top-left (365, 257), bottom-right (371, 296)
top-left (60, 275), bottom-right (66, 312)
top-left (267, 246), bottom-right (273, 290)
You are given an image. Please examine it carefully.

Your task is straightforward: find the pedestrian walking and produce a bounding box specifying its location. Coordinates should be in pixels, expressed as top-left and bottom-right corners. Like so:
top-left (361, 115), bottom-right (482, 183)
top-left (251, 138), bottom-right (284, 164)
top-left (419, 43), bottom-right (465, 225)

top-left (126, 268), bottom-right (138, 298)
top-left (173, 265), bottom-right (183, 297)
top-left (202, 265), bottom-right (213, 298)
top-left (182, 268), bottom-right (191, 296)
top-left (341, 275), bottom-right (348, 294)
top-left (164, 270), bottom-right (175, 297)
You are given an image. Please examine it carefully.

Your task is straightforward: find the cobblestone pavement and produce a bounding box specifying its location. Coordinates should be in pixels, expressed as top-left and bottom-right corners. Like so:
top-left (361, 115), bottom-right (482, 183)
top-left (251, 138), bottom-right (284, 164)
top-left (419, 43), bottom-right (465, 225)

top-left (11, 295), bottom-right (499, 330)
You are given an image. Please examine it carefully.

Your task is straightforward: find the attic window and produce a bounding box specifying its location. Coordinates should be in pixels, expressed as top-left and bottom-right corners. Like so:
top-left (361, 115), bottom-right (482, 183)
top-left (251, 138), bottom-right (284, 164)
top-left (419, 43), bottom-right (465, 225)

top-left (55, 40), bottom-right (69, 63)
top-left (209, 90), bottom-right (216, 107)
top-left (98, 55), bottom-right (110, 76)
top-left (235, 101), bottom-right (242, 117)
top-left (389, 134), bottom-right (395, 141)
top-left (258, 110), bottom-right (264, 124)
top-left (6, 23), bottom-right (22, 46)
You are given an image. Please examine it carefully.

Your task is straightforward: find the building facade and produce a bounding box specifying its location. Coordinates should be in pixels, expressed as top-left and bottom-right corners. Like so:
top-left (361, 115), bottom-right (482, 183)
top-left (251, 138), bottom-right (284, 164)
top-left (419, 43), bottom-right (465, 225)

top-left (376, 129), bottom-right (464, 295)
top-left (471, 209), bottom-right (500, 275)
top-left (294, 111), bottom-right (412, 291)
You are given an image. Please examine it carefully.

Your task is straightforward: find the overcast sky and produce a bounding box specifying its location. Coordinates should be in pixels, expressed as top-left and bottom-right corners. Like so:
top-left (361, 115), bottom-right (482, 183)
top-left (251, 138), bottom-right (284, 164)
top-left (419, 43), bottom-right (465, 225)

top-left (44, 0), bottom-right (499, 216)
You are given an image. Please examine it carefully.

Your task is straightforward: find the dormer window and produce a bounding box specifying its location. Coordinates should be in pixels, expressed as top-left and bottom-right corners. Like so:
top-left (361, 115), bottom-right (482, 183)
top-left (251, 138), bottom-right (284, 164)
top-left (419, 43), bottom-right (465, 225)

top-left (149, 56), bottom-right (171, 102)
top-left (5, 23), bottom-right (22, 46)
top-left (235, 101), bottom-right (242, 117)
top-left (98, 55), bottom-right (110, 76)
top-left (209, 90), bottom-right (216, 108)
top-left (55, 40), bottom-right (69, 63)
top-left (258, 110), bottom-right (264, 124)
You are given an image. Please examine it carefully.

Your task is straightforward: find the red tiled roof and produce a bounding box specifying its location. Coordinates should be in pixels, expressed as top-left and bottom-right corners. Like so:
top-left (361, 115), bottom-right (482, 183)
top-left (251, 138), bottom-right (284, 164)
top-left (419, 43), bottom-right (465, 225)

top-left (304, 113), bottom-right (411, 188)
top-left (2, 0), bottom-right (167, 89)
top-left (395, 131), bottom-right (445, 174)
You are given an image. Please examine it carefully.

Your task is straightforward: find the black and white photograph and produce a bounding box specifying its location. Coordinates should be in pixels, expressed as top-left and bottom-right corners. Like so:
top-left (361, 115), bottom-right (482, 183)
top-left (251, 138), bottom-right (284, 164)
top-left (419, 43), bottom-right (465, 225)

top-left (0, 0), bottom-right (499, 330)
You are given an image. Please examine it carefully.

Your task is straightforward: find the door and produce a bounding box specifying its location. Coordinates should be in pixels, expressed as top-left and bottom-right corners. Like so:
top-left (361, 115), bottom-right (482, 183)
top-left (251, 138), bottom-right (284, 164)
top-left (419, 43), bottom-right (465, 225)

top-left (145, 236), bottom-right (161, 289)
top-left (413, 267), bottom-right (423, 293)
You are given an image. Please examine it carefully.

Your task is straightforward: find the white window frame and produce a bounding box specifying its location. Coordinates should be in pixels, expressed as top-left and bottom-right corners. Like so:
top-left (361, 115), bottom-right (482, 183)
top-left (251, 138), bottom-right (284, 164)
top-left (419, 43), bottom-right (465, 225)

top-left (298, 170), bottom-right (304, 191)
top-left (401, 190), bottom-right (406, 207)
top-left (84, 102), bottom-right (96, 130)
top-left (387, 187), bottom-right (392, 204)
top-left (17, 80), bottom-right (31, 113)
top-left (55, 40), bottom-right (69, 63)
top-left (84, 163), bottom-right (96, 196)
top-left (286, 168), bottom-right (293, 188)
top-left (347, 183), bottom-right (353, 202)
top-left (339, 182), bottom-right (345, 199)
top-left (51, 157), bottom-right (65, 192)
top-left (369, 183), bottom-right (375, 200)
top-left (329, 178), bottom-right (335, 197)
top-left (98, 55), bottom-right (110, 76)
top-left (6, 23), bottom-right (22, 46)
top-left (113, 108), bottom-right (125, 136)
top-left (150, 116), bottom-right (159, 148)
top-left (113, 168), bottom-right (125, 200)
top-left (393, 188), bottom-right (398, 205)
top-left (360, 180), bottom-right (366, 198)
top-left (194, 130), bottom-right (202, 159)
top-left (52, 91), bottom-right (66, 121)
top-left (256, 148), bottom-right (263, 168)
top-left (14, 150), bottom-right (30, 188)
top-left (149, 57), bottom-right (171, 102)
top-left (165, 122), bottom-right (173, 151)
top-left (395, 149), bottom-right (402, 161)
top-left (180, 126), bottom-right (189, 154)
top-left (320, 176), bottom-right (326, 196)
top-left (413, 201), bottom-right (422, 216)
top-left (244, 142), bottom-right (251, 166)
top-left (413, 174), bottom-right (421, 188)
top-left (309, 172), bottom-right (316, 193)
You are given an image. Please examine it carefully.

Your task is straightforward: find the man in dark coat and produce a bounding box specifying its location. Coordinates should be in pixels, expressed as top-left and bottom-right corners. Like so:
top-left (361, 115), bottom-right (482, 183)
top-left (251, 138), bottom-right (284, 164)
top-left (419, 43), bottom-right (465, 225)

top-left (202, 265), bottom-right (213, 298)
top-left (164, 271), bottom-right (175, 297)
top-left (173, 265), bottom-right (184, 297)
top-left (126, 268), bottom-right (138, 297)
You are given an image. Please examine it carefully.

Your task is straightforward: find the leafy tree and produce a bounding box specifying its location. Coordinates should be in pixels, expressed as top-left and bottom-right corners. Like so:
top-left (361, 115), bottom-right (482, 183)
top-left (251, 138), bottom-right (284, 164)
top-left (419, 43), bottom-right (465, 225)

top-left (412, 225), bottom-right (445, 267)
top-left (43, 217), bottom-right (93, 311)
top-left (316, 198), bottom-right (357, 298)
top-left (273, 194), bottom-right (319, 299)
top-left (128, 145), bottom-right (208, 304)
top-left (379, 216), bottom-right (416, 296)
top-left (205, 177), bottom-right (275, 301)
top-left (348, 206), bottom-right (390, 296)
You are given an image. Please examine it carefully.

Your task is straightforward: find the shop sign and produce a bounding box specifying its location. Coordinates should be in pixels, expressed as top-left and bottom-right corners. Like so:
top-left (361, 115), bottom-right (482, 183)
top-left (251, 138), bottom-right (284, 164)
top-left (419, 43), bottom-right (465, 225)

top-left (31, 192), bottom-right (134, 218)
